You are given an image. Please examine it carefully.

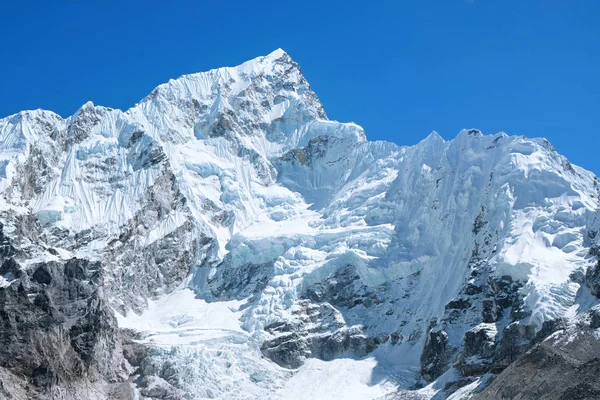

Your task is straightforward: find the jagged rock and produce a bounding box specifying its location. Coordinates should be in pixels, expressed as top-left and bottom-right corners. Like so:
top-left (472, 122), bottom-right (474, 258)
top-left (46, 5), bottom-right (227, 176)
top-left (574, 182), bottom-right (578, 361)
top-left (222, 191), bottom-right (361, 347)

top-left (121, 329), bottom-right (148, 368)
top-left (476, 316), bottom-right (600, 400)
top-left (481, 298), bottom-right (498, 322)
top-left (464, 283), bottom-right (484, 295)
top-left (585, 260), bottom-right (600, 297)
top-left (261, 332), bottom-right (311, 368)
top-left (0, 255), bottom-right (128, 398)
top-left (458, 324), bottom-right (497, 376)
top-left (421, 329), bottom-right (453, 381)
top-left (303, 264), bottom-right (383, 308)
top-left (261, 299), bottom-right (381, 368)
top-left (310, 326), bottom-right (383, 361)
top-left (493, 322), bottom-right (536, 371)
top-left (209, 260), bottom-right (274, 299)
top-left (0, 222), bottom-right (16, 258)
top-left (587, 306), bottom-right (600, 329)
top-left (32, 264), bottom-right (52, 285)
top-left (445, 297), bottom-right (472, 310)
top-left (0, 257), bottom-right (22, 280)
top-left (533, 318), bottom-right (567, 344)
top-left (138, 375), bottom-right (181, 400)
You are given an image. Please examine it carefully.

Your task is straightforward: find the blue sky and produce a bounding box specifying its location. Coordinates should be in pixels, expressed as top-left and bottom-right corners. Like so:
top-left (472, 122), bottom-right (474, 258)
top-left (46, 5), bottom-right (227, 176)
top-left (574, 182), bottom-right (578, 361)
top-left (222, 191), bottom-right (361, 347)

top-left (0, 1), bottom-right (598, 173)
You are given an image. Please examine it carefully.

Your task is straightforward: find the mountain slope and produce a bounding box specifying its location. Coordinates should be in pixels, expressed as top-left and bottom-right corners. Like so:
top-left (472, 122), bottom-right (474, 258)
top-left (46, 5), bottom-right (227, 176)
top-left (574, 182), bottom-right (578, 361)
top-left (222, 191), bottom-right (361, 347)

top-left (0, 49), bottom-right (598, 399)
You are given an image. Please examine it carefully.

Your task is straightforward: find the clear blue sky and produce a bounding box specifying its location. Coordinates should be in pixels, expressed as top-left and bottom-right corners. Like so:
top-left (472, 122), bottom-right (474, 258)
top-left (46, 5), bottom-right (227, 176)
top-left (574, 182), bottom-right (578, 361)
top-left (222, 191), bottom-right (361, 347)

top-left (0, 1), bottom-right (598, 173)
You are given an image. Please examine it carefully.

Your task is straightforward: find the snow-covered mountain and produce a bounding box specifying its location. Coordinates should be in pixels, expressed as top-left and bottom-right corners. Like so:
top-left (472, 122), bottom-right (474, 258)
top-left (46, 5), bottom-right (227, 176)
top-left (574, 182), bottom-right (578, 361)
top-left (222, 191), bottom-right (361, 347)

top-left (1, 49), bottom-right (599, 400)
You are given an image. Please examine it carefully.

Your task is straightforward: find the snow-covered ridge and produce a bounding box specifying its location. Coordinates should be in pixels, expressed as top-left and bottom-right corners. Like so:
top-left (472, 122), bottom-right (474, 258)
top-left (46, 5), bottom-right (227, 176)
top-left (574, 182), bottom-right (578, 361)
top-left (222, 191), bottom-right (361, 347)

top-left (0, 50), bottom-right (599, 399)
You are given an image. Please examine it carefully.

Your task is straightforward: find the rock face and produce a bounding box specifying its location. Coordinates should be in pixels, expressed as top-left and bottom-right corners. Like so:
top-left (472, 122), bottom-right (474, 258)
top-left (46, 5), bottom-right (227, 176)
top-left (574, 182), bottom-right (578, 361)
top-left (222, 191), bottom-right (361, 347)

top-left (0, 49), bottom-right (599, 399)
top-left (421, 328), bottom-right (452, 381)
top-left (0, 227), bottom-right (131, 399)
top-left (475, 307), bottom-right (600, 400)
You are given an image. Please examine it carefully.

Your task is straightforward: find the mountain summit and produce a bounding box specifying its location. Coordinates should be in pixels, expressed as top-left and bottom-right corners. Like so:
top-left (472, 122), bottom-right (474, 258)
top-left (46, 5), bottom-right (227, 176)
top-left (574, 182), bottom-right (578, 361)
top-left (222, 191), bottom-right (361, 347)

top-left (0, 50), bottom-right (599, 400)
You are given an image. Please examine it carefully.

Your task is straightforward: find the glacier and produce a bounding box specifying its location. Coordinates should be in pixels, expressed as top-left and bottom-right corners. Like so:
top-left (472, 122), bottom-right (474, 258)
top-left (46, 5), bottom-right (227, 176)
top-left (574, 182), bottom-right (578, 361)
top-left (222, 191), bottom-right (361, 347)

top-left (0, 48), bottom-right (599, 399)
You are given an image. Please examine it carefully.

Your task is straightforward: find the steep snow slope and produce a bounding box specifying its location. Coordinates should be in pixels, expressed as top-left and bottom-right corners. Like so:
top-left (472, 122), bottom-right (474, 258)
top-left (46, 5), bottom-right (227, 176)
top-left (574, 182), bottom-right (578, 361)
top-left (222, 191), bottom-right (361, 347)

top-left (0, 49), bottom-right (599, 399)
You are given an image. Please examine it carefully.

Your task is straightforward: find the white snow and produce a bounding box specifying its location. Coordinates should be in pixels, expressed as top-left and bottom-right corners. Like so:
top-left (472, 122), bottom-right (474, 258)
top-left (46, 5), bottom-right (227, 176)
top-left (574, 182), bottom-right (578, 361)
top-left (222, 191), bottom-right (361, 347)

top-left (115, 289), bottom-right (246, 347)
top-left (116, 289), bottom-right (397, 399)
top-left (281, 357), bottom-right (395, 400)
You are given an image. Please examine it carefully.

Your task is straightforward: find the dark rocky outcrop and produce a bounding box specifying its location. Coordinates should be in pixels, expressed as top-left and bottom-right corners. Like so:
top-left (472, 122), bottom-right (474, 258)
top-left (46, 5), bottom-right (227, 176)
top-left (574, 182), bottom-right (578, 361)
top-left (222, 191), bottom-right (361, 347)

top-left (261, 325), bottom-right (384, 369)
top-left (209, 259), bottom-right (274, 299)
top-left (260, 299), bottom-right (384, 369)
top-left (0, 256), bottom-right (131, 398)
top-left (0, 222), bottom-right (135, 398)
top-left (475, 308), bottom-right (600, 400)
top-left (420, 328), bottom-right (452, 381)
top-left (457, 324), bottom-right (497, 376)
top-left (420, 271), bottom-right (529, 383)
top-left (303, 264), bottom-right (383, 309)
top-left (585, 261), bottom-right (600, 297)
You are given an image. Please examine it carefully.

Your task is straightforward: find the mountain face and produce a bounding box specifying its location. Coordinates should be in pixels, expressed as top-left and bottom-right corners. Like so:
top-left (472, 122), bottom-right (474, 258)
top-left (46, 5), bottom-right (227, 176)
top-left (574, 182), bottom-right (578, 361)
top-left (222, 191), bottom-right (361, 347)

top-left (0, 49), bottom-right (599, 400)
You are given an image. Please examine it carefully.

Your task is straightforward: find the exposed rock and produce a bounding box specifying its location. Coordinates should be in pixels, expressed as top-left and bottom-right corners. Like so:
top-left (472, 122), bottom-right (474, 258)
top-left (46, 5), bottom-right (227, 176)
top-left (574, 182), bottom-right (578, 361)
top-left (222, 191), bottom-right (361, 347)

top-left (261, 325), bottom-right (383, 369)
top-left (420, 328), bottom-right (453, 381)
top-left (303, 264), bottom-right (383, 308)
top-left (587, 307), bottom-right (600, 329)
top-left (445, 298), bottom-right (472, 310)
top-left (585, 260), bottom-right (600, 297)
top-left (533, 318), bottom-right (567, 345)
top-left (481, 298), bottom-right (499, 323)
top-left (209, 259), bottom-right (274, 299)
top-left (493, 322), bottom-right (536, 371)
top-left (0, 255), bottom-right (129, 398)
top-left (261, 332), bottom-right (310, 368)
top-left (260, 295), bottom-right (384, 369)
top-left (475, 315), bottom-right (600, 400)
top-left (121, 329), bottom-right (149, 369)
top-left (457, 324), bottom-right (497, 376)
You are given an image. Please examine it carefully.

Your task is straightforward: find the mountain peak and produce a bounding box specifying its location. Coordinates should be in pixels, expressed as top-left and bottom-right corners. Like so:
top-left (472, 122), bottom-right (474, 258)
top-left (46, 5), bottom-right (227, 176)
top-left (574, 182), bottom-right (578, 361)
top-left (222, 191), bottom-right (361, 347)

top-left (142, 48), bottom-right (299, 103)
top-left (264, 47), bottom-right (288, 60)
top-left (422, 130), bottom-right (444, 143)
top-left (131, 48), bottom-right (329, 148)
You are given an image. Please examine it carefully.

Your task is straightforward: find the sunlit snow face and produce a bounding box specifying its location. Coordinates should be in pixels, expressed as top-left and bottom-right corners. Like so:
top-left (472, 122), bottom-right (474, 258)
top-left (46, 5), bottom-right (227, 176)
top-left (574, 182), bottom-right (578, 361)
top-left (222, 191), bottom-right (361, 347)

top-left (1, 49), bottom-right (599, 400)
